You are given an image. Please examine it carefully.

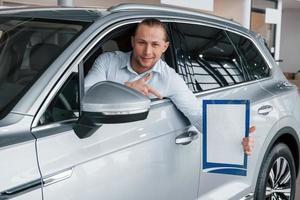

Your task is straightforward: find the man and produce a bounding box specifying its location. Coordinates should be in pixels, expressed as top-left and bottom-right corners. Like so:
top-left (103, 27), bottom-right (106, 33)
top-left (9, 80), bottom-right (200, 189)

top-left (85, 18), bottom-right (254, 155)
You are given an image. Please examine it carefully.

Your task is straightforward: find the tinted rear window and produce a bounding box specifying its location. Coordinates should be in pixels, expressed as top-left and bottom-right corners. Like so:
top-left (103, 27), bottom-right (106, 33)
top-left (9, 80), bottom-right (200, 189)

top-left (227, 32), bottom-right (270, 80)
top-left (171, 23), bottom-right (245, 92)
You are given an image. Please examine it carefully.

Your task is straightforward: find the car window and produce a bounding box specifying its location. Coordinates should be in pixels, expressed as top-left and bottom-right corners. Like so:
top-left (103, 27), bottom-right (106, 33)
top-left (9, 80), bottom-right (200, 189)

top-left (39, 72), bottom-right (79, 125)
top-left (83, 22), bottom-right (174, 77)
top-left (83, 23), bottom-right (136, 76)
top-left (171, 23), bottom-right (245, 93)
top-left (0, 17), bottom-right (89, 119)
top-left (227, 31), bottom-right (270, 80)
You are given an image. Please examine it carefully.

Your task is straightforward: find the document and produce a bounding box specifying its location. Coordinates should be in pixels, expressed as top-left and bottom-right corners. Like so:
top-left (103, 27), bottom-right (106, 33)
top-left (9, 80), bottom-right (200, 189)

top-left (202, 100), bottom-right (250, 176)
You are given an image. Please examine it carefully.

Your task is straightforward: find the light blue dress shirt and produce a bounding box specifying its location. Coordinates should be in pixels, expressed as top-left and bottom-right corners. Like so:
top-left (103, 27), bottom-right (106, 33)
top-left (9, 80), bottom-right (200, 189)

top-left (85, 51), bottom-right (201, 131)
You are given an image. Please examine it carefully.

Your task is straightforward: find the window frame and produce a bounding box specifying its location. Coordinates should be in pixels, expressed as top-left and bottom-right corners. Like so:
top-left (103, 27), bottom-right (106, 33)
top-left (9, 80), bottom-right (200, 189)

top-left (32, 17), bottom-right (173, 128)
top-left (32, 64), bottom-right (79, 128)
top-left (31, 16), bottom-right (274, 128)
top-left (38, 71), bottom-right (80, 126)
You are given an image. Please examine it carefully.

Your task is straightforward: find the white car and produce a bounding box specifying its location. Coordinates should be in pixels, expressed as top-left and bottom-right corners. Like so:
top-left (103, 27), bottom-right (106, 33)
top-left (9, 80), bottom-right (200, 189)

top-left (0, 4), bottom-right (299, 200)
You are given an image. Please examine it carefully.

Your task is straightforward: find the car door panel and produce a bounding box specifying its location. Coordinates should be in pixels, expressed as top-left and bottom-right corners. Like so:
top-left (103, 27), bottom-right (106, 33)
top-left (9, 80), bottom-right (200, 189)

top-left (0, 115), bottom-right (42, 200)
top-left (169, 20), bottom-right (282, 199)
top-left (33, 101), bottom-right (200, 200)
top-left (196, 81), bottom-right (279, 199)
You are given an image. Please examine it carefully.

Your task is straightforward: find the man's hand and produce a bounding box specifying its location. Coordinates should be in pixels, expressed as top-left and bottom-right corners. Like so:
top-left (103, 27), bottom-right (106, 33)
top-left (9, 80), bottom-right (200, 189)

top-left (125, 73), bottom-right (162, 99)
top-left (242, 126), bottom-right (255, 155)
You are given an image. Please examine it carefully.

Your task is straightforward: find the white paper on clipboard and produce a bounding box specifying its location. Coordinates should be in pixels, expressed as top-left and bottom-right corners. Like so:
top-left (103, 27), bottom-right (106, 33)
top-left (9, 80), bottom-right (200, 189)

top-left (202, 100), bottom-right (250, 176)
top-left (206, 104), bottom-right (245, 165)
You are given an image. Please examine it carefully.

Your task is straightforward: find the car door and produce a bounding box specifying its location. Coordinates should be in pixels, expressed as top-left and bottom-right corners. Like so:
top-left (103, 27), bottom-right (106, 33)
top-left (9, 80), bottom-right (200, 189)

top-left (31, 19), bottom-right (200, 200)
top-left (170, 21), bottom-right (279, 199)
top-left (0, 114), bottom-right (42, 200)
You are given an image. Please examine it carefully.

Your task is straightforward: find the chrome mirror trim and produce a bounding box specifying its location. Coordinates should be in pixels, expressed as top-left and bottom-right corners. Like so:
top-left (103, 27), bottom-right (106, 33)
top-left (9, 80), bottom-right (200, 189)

top-left (101, 109), bottom-right (149, 116)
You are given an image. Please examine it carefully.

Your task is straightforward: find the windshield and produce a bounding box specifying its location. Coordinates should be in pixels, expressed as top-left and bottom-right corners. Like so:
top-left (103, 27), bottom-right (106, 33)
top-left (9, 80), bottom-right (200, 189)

top-left (0, 17), bottom-right (88, 118)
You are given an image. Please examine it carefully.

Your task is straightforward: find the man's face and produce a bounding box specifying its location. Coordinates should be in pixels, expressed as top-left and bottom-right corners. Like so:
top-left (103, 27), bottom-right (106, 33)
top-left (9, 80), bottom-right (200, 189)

top-left (131, 24), bottom-right (169, 74)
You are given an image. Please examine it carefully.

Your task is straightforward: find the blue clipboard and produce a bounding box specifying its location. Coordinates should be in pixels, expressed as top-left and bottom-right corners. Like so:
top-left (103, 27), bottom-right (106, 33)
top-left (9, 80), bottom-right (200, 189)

top-left (202, 100), bottom-right (250, 176)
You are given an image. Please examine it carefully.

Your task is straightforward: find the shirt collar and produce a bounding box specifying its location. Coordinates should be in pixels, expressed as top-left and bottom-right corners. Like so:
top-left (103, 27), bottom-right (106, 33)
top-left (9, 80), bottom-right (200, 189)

top-left (121, 51), bottom-right (162, 75)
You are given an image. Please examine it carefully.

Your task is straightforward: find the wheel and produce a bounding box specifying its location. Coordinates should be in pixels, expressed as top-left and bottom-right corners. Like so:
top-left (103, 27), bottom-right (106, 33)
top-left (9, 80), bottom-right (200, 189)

top-left (254, 143), bottom-right (296, 200)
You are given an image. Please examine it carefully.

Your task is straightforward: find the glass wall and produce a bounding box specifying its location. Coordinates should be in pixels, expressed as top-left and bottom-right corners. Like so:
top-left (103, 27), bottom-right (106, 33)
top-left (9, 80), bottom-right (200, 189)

top-left (251, 0), bottom-right (277, 57)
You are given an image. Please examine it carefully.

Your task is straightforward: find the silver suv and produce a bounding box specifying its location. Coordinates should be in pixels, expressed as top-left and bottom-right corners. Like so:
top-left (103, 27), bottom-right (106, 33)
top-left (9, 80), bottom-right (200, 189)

top-left (0, 4), bottom-right (299, 200)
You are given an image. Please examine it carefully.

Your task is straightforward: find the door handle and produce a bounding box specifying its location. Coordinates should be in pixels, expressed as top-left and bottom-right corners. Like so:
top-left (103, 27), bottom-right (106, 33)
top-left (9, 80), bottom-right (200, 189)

top-left (43, 168), bottom-right (73, 187)
top-left (175, 126), bottom-right (199, 145)
top-left (277, 80), bottom-right (293, 89)
top-left (258, 105), bottom-right (273, 115)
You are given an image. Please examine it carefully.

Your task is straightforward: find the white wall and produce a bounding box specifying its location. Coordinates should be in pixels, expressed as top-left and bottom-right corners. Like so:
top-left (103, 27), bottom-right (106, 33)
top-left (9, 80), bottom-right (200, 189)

top-left (252, 0), bottom-right (276, 9)
top-left (214, 0), bottom-right (251, 28)
top-left (265, 0), bottom-right (282, 62)
top-left (280, 9), bottom-right (300, 72)
top-left (161, 0), bottom-right (213, 11)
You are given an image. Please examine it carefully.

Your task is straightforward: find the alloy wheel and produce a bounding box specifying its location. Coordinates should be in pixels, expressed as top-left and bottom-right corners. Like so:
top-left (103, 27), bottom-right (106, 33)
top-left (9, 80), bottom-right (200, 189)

top-left (265, 157), bottom-right (292, 200)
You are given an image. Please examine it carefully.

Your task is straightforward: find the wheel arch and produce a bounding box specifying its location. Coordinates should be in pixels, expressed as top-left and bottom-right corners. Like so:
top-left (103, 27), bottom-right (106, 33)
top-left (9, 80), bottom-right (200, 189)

top-left (262, 127), bottom-right (300, 176)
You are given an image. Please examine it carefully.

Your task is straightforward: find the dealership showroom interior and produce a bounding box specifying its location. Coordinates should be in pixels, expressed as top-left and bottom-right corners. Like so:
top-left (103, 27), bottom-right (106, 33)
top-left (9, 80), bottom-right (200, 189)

top-left (1, 0), bottom-right (300, 199)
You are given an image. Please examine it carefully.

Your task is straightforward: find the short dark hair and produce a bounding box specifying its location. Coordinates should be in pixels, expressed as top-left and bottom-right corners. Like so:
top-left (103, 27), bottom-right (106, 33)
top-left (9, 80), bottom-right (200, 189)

top-left (133, 18), bottom-right (169, 42)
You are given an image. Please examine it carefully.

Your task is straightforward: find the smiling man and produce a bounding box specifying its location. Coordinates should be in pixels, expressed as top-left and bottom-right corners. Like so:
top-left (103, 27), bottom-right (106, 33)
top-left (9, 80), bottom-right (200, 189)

top-left (85, 18), bottom-right (254, 155)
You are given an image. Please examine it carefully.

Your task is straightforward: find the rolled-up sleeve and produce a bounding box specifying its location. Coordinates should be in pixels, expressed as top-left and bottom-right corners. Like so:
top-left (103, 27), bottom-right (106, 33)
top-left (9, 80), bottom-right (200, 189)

top-left (167, 70), bottom-right (202, 132)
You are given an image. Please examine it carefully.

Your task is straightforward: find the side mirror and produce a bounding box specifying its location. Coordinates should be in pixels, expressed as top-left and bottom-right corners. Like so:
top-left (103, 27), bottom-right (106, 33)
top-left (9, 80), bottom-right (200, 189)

top-left (74, 81), bottom-right (150, 139)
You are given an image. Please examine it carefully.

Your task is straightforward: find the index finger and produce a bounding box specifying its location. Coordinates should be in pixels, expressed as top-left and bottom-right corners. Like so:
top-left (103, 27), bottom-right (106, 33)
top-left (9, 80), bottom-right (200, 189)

top-left (141, 72), bottom-right (152, 82)
top-left (147, 85), bottom-right (162, 99)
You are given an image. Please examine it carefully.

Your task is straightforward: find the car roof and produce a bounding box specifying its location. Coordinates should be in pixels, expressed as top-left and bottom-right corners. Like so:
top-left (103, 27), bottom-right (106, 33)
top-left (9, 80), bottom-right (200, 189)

top-left (0, 7), bottom-right (103, 22)
top-left (109, 4), bottom-right (241, 26)
top-left (0, 3), bottom-right (240, 26)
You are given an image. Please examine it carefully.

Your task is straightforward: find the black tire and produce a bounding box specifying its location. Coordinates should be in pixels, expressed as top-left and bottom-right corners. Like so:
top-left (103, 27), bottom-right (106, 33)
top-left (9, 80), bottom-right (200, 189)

top-left (254, 143), bottom-right (296, 200)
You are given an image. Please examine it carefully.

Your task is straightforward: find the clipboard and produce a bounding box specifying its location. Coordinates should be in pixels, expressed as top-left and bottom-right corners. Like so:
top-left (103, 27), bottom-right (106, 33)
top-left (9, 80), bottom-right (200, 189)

top-left (202, 100), bottom-right (250, 176)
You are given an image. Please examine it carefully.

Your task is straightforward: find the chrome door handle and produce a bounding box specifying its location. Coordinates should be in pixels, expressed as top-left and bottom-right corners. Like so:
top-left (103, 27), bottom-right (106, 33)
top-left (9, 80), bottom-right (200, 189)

top-left (277, 80), bottom-right (293, 89)
top-left (258, 105), bottom-right (273, 115)
top-left (43, 168), bottom-right (73, 187)
top-left (175, 126), bottom-right (199, 145)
